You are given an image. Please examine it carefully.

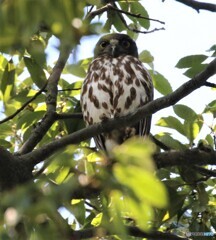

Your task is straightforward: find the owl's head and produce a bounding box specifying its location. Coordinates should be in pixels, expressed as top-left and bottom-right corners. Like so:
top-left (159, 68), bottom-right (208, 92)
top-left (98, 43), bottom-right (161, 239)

top-left (94, 33), bottom-right (138, 58)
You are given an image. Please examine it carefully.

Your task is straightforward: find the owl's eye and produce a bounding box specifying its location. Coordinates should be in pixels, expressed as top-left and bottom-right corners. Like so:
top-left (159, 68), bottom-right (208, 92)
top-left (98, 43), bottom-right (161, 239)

top-left (100, 41), bottom-right (109, 48)
top-left (121, 40), bottom-right (130, 48)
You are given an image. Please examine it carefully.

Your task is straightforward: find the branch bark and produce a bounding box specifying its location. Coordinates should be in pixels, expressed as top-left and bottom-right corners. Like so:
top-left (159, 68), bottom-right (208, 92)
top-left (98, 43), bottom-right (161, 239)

top-left (175, 0), bottom-right (216, 12)
top-left (71, 226), bottom-right (188, 240)
top-left (154, 148), bottom-right (216, 169)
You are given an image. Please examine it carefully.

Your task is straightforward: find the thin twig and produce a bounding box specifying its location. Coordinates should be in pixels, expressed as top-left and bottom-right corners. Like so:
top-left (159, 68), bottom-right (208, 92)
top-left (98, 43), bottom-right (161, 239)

top-left (129, 27), bottom-right (165, 34)
top-left (56, 113), bottom-right (83, 120)
top-left (87, 3), bottom-right (165, 25)
top-left (0, 82), bottom-right (47, 124)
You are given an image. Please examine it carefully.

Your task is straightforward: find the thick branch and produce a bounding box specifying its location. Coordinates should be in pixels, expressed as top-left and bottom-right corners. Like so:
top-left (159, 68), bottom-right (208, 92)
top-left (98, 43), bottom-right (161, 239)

top-left (154, 148), bottom-right (216, 169)
top-left (0, 147), bottom-right (32, 190)
top-left (175, 0), bottom-right (216, 12)
top-left (21, 58), bottom-right (216, 166)
top-left (71, 226), bottom-right (188, 240)
top-left (17, 46), bottom-right (71, 155)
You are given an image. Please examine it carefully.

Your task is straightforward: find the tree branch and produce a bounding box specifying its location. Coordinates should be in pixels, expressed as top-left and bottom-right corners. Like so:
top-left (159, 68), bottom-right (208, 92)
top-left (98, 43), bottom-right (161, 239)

top-left (0, 147), bottom-right (33, 190)
top-left (154, 148), bottom-right (216, 169)
top-left (71, 226), bottom-right (188, 240)
top-left (204, 81), bottom-right (216, 88)
top-left (174, 0), bottom-right (216, 12)
top-left (17, 45), bottom-right (72, 155)
top-left (56, 112), bottom-right (83, 120)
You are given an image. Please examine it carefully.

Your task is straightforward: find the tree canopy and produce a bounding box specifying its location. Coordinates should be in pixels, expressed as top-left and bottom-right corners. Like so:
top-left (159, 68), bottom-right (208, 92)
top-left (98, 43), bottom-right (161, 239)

top-left (0, 0), bottom-right (216, 239)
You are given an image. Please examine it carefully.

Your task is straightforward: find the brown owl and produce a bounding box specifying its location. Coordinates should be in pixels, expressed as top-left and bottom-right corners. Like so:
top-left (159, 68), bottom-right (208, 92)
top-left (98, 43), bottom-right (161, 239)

top-left (81, 33), bottom-right (153, 152)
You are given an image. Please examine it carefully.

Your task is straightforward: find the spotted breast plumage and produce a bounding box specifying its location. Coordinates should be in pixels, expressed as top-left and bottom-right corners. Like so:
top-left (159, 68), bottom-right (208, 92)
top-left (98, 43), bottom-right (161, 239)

top-left (80, 33), bottom-right (153, 152)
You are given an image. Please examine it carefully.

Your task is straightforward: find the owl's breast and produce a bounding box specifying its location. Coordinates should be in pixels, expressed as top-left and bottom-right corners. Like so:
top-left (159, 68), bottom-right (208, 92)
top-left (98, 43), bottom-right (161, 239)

top-left (81, 55), bottom-right (152, 125)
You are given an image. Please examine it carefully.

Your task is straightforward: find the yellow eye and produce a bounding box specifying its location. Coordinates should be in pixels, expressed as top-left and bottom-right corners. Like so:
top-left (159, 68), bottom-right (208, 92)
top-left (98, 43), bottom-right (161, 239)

top-left (100, 41), bottom-right (109, 48)
top-left (121, 40), bottom-right (130, 48)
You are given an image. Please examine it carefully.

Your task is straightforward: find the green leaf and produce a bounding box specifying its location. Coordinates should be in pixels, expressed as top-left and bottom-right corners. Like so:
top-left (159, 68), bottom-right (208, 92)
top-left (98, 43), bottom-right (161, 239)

top-left (205, 134), bottom-right (214, 147)
top-left (113, 138), bottom-right (156, 171)
top-left (183, 120), bottom-right (201, 143)
top-left (156, 116), bottom-right (185, 136)
top-left (67, 64), bottom-right (86, 78)
top-left (0, 60), bottom-right (16, 101)
top-left (0, 139), bottom-right (12, 148)
top-left (124, 167), bottom-right (166, 208)
top-left (173, 104), bottom-right (197, 121)
top-left (91, 213), bottom-right (103, 227)
top-left (0, 55), bottom-right (8, 81)
top-left (113, 138), bottom-right (168, 210)
top-left (203, 99), bottom-right (216, 114)
top-left (130, 2), bottom-right (150, 29)
top-left (24, 57), bottom-right (47, 89)
top-left (17, 111), bottom-right (45, 130)
top-left (71, 199), bottom-right (86, 225)
top-left (207, 44), bottom-right (216, 57)
top-left (184, 63), bottom-right (207, 78)
top-left (175, 54), bottom-right (208, 69)
top-left (150, 70), bottom-right (172, 95)
top-left (139, 50), bottom-right (154, 63)
top-left (165, 186), bottom-right (187, 220)
top-left (154, 133), bottom-right (186, 150)
top-left (27, 35), bottom-right (47, 68)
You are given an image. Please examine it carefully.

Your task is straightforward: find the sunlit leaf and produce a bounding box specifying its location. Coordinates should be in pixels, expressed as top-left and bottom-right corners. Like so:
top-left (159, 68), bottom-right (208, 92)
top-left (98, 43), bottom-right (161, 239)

top-left (113, 138), bottom-right (156, 171)
top-left (55, 167), bottom-right (70, 184)
top-left (91, 213), bottom-right (103, 227)
top-left (156, 116), bottom-right (185, 136)
top-left (87, 152), bottom-right (103, 163)
top-left (114, 165), bottom-right (168, 209)
top-left (1, 60), bottom-right (16, 101)
top-left (183, 120), bottom-right (201, 143)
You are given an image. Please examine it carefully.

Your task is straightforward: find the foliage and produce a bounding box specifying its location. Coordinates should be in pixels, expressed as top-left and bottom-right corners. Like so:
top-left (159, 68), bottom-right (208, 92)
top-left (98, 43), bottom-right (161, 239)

top-left (0, 0), bottom-right (215, 239)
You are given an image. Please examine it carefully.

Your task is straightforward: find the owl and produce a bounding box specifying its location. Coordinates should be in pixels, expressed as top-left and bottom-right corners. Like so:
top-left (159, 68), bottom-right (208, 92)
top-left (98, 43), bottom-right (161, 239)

top-left (80, 33), bottom-right (153, 152)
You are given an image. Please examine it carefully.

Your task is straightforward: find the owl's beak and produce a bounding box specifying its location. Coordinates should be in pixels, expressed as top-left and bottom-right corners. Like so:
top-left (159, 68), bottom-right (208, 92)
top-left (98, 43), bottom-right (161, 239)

top-left (110, 39), bottom-right (119, 57)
